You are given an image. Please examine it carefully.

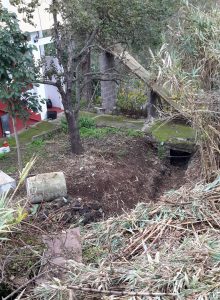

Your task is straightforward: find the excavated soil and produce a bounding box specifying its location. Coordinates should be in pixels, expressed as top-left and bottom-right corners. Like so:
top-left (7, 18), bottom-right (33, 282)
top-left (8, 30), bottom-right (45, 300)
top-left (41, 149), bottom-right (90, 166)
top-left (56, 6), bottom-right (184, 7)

top-left (27, 133), bottom-right (187, 228)
top-left (1, 132), bottom-right (192, 297)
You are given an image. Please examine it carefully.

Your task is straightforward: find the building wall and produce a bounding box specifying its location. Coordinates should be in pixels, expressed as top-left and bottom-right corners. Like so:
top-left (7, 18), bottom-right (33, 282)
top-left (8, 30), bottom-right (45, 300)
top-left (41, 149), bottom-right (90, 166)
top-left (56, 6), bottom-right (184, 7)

top-left (2, 0), bottom-right (53, 32)
top-left (44, 57), bottom-right (64, 109)
top-left (2, 1), bottom-right (63, 121)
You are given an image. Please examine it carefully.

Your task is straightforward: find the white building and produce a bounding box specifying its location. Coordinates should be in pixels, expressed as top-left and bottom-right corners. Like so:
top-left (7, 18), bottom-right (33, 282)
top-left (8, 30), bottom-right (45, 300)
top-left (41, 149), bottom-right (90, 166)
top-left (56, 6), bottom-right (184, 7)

top-left (2, 0), bottom-right (63, 120)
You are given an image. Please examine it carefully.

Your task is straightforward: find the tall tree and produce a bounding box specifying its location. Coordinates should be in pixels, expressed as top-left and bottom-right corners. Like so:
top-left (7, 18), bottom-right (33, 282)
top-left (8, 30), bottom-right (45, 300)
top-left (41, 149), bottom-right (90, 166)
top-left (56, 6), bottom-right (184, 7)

top-left (11, 0), bottom-right (183, 153)
top-left (0, 8), bottom-right (42, 171)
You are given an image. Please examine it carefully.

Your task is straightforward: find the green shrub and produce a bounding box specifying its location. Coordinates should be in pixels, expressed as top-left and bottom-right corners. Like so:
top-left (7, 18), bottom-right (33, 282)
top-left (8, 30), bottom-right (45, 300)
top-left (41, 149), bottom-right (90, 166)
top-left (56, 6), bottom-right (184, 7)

top-left (80, 127), bottom-right (119, 138)
top-left (157, 143), bottom-right (166, 160)
top-left (79, 116), bottom-right (96, 129)
top-left (61, 117), bottom-right (68, 133)
top-left (125, 129), bottom-right (144, 137)
top-left (0, 153), bottom-right (6, 160)
top-left (61, 116), bottom-right (96, 134)
top-left (93, 96), bottom-right (102, 106)
top-left (31, 139), bottom-right (45, 148)
top-left (117, 87), bottom-right (146, 118)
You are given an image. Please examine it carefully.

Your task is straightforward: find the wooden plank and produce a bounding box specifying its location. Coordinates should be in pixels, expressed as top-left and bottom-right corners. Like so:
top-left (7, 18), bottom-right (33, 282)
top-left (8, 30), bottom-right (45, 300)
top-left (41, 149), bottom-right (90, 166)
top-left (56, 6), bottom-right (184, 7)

top-left (111, 45), bottom-right (187, 116)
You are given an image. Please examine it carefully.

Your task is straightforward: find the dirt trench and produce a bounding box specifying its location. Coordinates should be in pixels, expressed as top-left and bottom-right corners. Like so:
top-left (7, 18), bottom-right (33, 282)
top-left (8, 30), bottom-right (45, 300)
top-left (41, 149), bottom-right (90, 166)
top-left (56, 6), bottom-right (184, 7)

top-left (30, 134), bottom-right (189, 228)
top-left (0, 133), bottom-right (195, 299)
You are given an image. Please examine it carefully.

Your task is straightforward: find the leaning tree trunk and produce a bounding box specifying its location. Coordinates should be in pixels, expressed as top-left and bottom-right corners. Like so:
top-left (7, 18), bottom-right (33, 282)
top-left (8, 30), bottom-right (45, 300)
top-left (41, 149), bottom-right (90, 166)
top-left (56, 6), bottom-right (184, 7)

top-left (12, 117), bottom-right (23, 172)
top-left (63, 94), bottom-right (84, 155)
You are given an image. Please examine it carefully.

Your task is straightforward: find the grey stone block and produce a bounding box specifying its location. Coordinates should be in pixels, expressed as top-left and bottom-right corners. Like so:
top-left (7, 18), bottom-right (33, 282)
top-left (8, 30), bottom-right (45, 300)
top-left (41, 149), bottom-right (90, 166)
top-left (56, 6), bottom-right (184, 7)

top-left (0, 171), bottom-right (16, 195)
top-left (26, 172), bottom-right (67, 204)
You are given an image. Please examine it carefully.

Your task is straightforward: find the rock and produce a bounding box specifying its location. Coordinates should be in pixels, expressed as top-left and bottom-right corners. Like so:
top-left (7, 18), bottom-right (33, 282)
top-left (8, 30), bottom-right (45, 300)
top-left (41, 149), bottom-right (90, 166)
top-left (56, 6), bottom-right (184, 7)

top-left (37, 228), bottom-right (82, 284)
top-left (0, 171), bottom-right (16, 195)
top-left (26, 172), bottom-right (67, 204)
top-left (94, 106), bottom-right (105, 114)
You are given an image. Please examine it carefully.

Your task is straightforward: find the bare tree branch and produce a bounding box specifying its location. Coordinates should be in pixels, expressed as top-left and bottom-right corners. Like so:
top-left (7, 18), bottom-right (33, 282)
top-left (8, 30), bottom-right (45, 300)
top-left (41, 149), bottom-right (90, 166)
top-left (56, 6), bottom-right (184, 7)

top-left (35, 80), bottom-right (59, 87)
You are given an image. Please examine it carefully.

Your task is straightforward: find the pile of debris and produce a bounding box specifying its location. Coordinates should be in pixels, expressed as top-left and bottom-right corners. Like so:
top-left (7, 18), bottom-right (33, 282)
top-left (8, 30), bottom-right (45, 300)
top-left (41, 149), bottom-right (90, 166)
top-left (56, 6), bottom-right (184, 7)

top-left (32, 177), bottom-right (220, 299)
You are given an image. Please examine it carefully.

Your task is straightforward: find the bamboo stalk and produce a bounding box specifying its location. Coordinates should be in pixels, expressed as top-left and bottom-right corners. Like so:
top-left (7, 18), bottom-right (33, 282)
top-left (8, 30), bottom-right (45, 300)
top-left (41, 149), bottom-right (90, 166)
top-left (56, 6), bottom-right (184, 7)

top-left (67, 285), bottom-right (177, 297)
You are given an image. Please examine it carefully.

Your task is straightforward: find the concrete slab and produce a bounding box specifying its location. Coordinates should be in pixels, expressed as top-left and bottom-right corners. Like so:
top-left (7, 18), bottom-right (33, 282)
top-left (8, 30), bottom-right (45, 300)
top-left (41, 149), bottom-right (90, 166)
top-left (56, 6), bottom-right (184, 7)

top-left (37, 228), bottom-right (82, 284)
top-left (0, 170), bottom-right (16, 195)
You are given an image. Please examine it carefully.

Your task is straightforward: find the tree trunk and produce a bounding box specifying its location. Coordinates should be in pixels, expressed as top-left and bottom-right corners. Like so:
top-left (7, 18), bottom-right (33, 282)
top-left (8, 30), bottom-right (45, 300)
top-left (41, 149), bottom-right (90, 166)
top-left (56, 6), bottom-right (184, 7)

top-left (63, 94), bottom-right (84, 155)
top-left (147, 90), bottom-right (159, 119)
top-left (66, 112), bottom-right (83, 154)
top-left (12, 117), bottom-right (23, 172)
top-left (81, 50), bottom-right (92, 104)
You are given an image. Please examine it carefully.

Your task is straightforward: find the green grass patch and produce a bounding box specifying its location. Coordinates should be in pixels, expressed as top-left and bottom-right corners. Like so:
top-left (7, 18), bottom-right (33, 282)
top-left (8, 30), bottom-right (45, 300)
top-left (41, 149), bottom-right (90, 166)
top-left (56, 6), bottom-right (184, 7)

top-left (149, 121), bottom-right (196, 143)
top-left (80, 127), bottom-right (120, 138)
top-left (93, 114), bottom-right (144, 124)
top-left (79, 111), bottom-right (97, 118)
top-left (80, 127), bottom-right (144, 139)
top-left (62, 115), bottom-right (144, 138)
top-left (0, 153), bottom-right (7, 160)
top-left (125, 128), bottom-right (144, 137)
top-left (27, 139), bottom-right (45, 152)
top-left (3, 122), bottom-right (55, 147)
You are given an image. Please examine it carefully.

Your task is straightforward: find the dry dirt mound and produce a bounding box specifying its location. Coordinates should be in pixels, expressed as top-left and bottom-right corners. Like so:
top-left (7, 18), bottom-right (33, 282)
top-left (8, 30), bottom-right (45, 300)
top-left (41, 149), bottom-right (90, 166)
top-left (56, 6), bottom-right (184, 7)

top-left (33, 134), bottom-right (186, 221)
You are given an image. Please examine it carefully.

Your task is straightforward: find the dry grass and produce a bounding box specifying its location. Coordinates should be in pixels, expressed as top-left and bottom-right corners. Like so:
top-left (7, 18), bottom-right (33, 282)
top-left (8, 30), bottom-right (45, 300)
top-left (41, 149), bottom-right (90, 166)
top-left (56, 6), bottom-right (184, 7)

top-left (149, 2), bottom-right (220, 179)
top-left (0, 157), bottom-right (37, 240)
top-left (33, 177), bottom-right (220, 299)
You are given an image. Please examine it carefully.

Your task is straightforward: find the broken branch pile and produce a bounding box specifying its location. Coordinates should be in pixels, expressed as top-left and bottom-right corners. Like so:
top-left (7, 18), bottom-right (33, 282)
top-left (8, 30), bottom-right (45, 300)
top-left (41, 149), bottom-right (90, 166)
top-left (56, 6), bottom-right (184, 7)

top-left (33, 177), bottom-right (220, 299)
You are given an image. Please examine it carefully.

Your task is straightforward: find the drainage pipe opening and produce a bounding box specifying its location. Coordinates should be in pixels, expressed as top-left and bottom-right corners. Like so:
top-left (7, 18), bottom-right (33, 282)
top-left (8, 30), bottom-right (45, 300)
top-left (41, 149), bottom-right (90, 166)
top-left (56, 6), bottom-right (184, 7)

top-left (170, 149), bottom-right (191, 166)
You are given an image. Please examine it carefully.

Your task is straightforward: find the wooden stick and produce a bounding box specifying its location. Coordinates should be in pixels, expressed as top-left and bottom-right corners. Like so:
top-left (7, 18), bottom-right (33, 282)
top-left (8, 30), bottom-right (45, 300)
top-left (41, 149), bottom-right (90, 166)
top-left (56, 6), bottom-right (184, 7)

top-left (147, 219), bottom-right (172, 250)
top-left (122, 226), bottom-right (153, 255)
top-left (128, 225), bottom-right (161, 257)
top-left (2, 271), bottom-right (48, 300)
top-left (67, 285), bottom-right (177, 297)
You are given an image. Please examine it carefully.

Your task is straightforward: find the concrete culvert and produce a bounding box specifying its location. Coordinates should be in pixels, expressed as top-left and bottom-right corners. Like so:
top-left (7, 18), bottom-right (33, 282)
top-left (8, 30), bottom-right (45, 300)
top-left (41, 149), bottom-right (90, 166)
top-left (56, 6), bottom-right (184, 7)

top-left (170, 149), bottom-right (191, 167)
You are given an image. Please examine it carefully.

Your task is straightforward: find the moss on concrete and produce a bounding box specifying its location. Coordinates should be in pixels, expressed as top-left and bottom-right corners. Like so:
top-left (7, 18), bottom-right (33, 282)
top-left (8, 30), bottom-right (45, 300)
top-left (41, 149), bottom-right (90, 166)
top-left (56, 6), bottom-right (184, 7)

top-left (149, 120), bottom-right (196, 144)
top-left (92, 114), bottom-right (144, 130)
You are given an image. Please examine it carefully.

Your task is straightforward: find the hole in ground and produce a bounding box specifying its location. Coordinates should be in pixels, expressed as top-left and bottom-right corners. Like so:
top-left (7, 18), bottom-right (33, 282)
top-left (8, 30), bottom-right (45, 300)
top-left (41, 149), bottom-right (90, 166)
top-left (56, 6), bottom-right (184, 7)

top-left (170, 149), bottom-right (191, 167)
top-left (0, 283), bottom-right (17, 299)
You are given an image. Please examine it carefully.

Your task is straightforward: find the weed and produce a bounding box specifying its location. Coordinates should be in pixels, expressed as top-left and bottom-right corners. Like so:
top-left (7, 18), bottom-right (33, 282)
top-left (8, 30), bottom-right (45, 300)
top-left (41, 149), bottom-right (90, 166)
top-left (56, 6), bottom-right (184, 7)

top-left (83, 245), bottom-right (105, 263)
top-left (3, 166), bottom-right (17, 174)
top-left (157, 143), bottom-right (166, 160)
top-left (61, 115), bottom-right (145, 139)
top-left (26, 139), bottom-right (45, 155)
top-left (61, 116), bottom-right (96, 134)
top-left (0, 153), bottom-right (6, 160)
top-left (125, 129), bottom-right (144, 137)
top-left (79, 116), bottom-right (96, 129)
top-left (61, 117), bottom-right (68, 133)
top-left (80, 127), bottom-right (120, 138)
top-left (31, 139), bottom-right (45, 148)
top-left (117, 149), bottom-right (129, 158)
